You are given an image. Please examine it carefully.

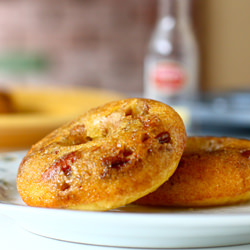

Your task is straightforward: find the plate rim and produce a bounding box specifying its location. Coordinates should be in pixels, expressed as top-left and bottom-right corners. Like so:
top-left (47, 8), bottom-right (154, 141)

top-left (1, 200), bottom-right (250, 227)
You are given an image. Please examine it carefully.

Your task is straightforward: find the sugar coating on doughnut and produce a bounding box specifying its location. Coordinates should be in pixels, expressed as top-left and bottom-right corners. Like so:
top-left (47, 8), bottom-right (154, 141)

top-left (135, 136), bottom-right (250, 207)
top-left (17, 98), bottom-right (186, 210)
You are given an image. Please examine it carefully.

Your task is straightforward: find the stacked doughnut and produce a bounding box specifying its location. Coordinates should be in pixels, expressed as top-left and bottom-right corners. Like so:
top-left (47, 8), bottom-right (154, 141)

top-left (17, 98), bottom-right (186, 210)
top-left (17, 98), bottom-right (250, 210)
top-left (135, 136), bottom-right (250, 207)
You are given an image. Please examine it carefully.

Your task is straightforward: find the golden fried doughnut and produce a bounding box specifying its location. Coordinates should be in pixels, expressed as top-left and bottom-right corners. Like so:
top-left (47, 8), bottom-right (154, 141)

top-left (17, 98), bottom-right (186, 211)
top-left (135, 136), bottom-right (250, 207)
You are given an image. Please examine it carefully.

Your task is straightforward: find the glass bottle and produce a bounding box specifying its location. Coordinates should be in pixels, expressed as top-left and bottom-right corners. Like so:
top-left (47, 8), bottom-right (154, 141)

top-left (144, 0), bottom-right (199, 106)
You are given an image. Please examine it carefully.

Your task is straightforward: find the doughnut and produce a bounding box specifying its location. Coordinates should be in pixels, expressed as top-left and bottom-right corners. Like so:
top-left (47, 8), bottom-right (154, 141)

top-left (135, 136), bottom-right (250, 207)
top-left (16, 98), bottom-right (186, 211)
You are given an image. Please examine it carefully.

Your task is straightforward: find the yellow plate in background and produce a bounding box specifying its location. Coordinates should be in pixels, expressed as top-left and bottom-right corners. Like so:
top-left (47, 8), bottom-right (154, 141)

top-left (0, 87), bottom-right (124, 151)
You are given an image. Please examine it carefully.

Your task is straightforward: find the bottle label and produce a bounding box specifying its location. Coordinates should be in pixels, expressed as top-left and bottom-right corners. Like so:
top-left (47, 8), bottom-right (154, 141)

top-left (151, 62), bottom-right (186, 94)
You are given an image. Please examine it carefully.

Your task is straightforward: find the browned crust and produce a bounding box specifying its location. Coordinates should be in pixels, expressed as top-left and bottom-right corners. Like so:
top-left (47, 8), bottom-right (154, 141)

top-left (17, 98), bottom-right (186, 210)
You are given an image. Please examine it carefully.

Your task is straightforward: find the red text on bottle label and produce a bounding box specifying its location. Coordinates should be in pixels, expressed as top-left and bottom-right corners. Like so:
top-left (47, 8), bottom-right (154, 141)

top-left (152, 62), bottom-right (186, 94)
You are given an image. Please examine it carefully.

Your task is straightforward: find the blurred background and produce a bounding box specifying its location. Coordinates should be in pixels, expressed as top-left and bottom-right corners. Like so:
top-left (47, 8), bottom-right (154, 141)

top-left (0, 0), bottom-right (250, 150)
top-left (0, 0), bottom-right (249, 92)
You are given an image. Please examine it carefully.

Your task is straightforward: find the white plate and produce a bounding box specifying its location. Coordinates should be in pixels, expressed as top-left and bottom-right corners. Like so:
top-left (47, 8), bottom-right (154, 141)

top-left (1, 151), bottom-right (250, 249)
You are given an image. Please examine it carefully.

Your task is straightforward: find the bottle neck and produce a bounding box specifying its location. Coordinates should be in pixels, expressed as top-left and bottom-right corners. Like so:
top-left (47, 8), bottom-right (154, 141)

top-left (158, 0), bottom-right (191, 23)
